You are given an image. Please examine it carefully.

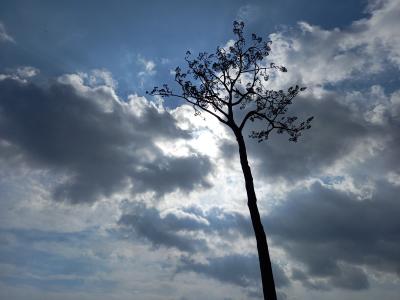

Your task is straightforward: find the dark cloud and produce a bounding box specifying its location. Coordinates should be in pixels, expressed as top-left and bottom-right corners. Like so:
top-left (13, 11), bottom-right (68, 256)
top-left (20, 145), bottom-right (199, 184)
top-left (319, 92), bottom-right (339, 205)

top-left (118, 83), bottom-right (400, 291)
top-left (243, 95), bottom-right (370, 182)
top-left (330, 264), bottom-right (369, 290)
top-left (215, 88), bottom-right (400, 292)
top-left (177, 254), bottom-right (289, 290)
top-left (133, 155), bottom-right (212, 195)
top-left (182, 206), bottom-right (253, 237)
top-left (214, 89), bottom-right (400, 245)
top-left (0, 78), bottom-right (212, 203)
top-left (118, 203), bottom-right (209, 253)
top-left (217, 138), bottom-right (237, 160)
top-left (237, 87), bottom-right (400, 187)
top-left (119, 203), bottom-right (291, 292)
top-left (264, 181), bottom-right (400, 290)
top-left (118, 203), bottom-right (253, 253)
top-left (291, 265), bottom-right (369, 291)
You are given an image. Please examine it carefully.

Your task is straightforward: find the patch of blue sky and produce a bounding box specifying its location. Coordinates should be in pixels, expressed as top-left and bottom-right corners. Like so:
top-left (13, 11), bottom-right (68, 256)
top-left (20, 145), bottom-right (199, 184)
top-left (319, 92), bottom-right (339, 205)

top-left (324, 66), bottom-right (400, 94)
top-left (0, 0), bottom-right (368, 97)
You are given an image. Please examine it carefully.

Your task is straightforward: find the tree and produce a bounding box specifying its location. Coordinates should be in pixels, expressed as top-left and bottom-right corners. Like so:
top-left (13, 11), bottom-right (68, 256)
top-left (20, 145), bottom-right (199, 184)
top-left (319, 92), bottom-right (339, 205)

top-left (148, 21), bottom-right (313, 300)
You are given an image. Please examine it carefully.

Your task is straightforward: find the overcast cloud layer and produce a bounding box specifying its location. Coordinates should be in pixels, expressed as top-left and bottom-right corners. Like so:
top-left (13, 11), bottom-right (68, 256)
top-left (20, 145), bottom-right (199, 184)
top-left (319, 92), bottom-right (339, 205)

top-left (1, 0), bottom-right (400, 299)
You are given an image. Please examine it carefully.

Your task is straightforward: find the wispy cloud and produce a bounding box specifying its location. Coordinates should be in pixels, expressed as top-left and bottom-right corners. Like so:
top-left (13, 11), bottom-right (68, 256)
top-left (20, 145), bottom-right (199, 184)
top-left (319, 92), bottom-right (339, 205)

top-left (137, 55), bottom-right (156, 77)
top-left (0, 21), bottom-right (15, 43)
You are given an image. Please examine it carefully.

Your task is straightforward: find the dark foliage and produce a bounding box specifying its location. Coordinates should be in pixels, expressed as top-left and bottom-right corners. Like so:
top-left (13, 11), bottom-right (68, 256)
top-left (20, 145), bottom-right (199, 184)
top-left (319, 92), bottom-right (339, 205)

top-left (149, 20), bottom-right (313, 141)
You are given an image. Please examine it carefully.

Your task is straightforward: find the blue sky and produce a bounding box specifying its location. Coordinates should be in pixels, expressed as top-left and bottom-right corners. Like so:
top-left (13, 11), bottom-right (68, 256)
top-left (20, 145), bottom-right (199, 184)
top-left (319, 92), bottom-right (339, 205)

top-left (1, 0), bottom-right (400, 299)
top-left (0, 0), bottom-right (368, 95)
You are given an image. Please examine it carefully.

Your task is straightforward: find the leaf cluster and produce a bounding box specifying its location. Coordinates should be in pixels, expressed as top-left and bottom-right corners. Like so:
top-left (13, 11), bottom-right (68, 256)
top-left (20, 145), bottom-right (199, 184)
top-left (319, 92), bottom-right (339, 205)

top-left (148, 21), bottom-right (313, 142)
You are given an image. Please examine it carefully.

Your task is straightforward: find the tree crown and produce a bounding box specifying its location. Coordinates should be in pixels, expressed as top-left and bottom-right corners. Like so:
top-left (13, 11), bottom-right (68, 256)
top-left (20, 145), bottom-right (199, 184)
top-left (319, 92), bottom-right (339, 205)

top-left (149, 21), bottom-right (313, 142)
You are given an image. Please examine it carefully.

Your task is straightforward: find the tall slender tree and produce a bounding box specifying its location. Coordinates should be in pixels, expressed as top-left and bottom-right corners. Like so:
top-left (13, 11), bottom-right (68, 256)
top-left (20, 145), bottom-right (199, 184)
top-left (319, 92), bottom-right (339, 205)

top-left (149, 21), bottom-right (313, 300)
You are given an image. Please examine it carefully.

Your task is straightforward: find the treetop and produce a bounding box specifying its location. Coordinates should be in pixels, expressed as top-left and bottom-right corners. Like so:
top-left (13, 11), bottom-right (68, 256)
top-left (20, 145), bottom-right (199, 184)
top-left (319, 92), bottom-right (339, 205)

top-left (149, 21), bottom-right (313, 142)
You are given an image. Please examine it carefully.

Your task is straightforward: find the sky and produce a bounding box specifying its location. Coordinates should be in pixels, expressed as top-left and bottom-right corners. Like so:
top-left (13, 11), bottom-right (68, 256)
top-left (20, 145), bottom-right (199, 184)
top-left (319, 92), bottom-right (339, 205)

top-left (0, 0), bottom-right (399, 299)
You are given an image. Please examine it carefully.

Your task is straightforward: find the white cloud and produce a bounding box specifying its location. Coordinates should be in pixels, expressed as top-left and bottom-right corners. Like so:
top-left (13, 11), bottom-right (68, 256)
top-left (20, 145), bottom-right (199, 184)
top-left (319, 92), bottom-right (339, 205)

top-left (16, 66), bottom-right (40, 78)
top-left (61, 68), bottom-right (117, 89)
top-left (0, 66), bottom-right (39, 83)
top-left (137, 55), bottom-right (156, 77)
top-left (57, 71), bottom-right (120, 112)
top-left (267, 0), bottom-right (400, 88)
top-left (350, 0), bottom-right (400, 65)
top-left (89, 69), bottom-right (117, 89)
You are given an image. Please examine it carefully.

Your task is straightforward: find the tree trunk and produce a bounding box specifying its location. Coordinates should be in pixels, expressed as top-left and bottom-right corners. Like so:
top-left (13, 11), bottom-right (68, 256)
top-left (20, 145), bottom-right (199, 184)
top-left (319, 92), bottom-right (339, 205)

top-left (234, 129), bottom-right (277, 300)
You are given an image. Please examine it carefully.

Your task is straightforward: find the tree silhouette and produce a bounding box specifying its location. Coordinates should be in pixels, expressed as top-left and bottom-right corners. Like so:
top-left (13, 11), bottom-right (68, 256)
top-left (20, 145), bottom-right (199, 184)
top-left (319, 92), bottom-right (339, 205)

top-left (149, 21), bottom-right (313, 300)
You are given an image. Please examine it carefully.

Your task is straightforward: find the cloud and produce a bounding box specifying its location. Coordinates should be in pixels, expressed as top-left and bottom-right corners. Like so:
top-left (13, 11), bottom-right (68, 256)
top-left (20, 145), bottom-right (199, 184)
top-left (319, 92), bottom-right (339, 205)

top-left (355, 0), bottom-right (400, 66)
top-left (264, 180), bottom-right (400, 290)
top-left (118, 203), bottom-right (292, 293)
top-left (118, 203), bottom-right (209, 253)
top-left (114, 2), bottom-right (400, 294)
top-left (1, 1), bottom-right (399, 299)
top-left (0, 75), bottom-right (212, 204)
top-left (291, 264), bottom-right (369, 291)
top-left (15, 66), bottom-right (40, 78)
top-left (232, 82), bottom-right (400, 191)
top-left (216, 85), bottom-right (400, 292)
top-left (87, 69), bottom-right (117, 89)
top-left (137, 55), bottom-right (156, 77)
top-left (214, 0), bottom-right (400, 190)
top-left (233, 81), bottom-right (400, 293)
top-left (177, 255), bottom-right (289, 290)
top-left (267, 0), bottom-right (400, 88)
top-left (0, 66), bottom-right (39, 82)
top-left (244, 92), bottom-right (370, 183)
top-left (0, 22), bottom-right (15, 43)
top-left (118, 203), bottom-right (252, 253)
